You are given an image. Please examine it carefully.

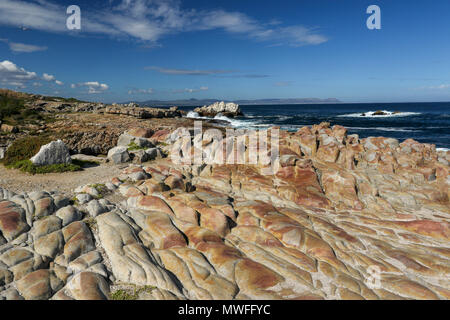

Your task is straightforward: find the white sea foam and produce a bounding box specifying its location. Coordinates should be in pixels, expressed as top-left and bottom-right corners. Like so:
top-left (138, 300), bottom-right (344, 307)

top-left (213, 114), bottom-right (255, 128)
top-left (186, 111), bottom-right (199, 118)
top-left (437, 148), bottom-right (449, 152)
top-left (185, 111), bottom-right (256, 128)
top-left (186, 111), bottom-right (208, 119)
top-left (338, 110), bottom-right (421, 118)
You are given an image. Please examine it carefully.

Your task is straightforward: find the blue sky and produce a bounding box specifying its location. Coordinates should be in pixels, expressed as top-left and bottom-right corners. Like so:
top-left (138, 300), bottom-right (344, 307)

top-left (0, 0), bottom-right (449, 103)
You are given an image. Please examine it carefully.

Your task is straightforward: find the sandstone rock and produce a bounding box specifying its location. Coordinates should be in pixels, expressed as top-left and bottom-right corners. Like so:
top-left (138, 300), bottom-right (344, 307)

top-left (67, 251), bottom-right (102, 274)
top-left (56, 206), bottom-right (82, 226)
top-left (155, 247), bottom-right (238, 299)
top-left (1, 117), bottom-right (450, 300)
top-left (0, 262), bottom-right (13, 286)
top-left (127, 195), bottom-right (173, 215)
top-left (0, 201), bottom-right (29, 241)
top-left (58, 221), bottom-right (95, 265)
top-left (76, 193), bottom-right (92, 204)
top-left (107, 146), bottom-right (131, 164)
top-left (34, 230), bottom-right (64, 258)
top-left (0, 288), bottom-right (23, 300)
top-left (97, 212), bottom-right (183, 296)
top-left (30, 140), bottom-right (72, 166)
top-left (33, 197), bottom-right (56, 218)
top-left (127, 127), bottom-right (154, 138)
top-left (31, 215), bottom-right (61, 239)
top-left (130, 209), bottom-right (187, 249)
top-left (130, 149), bottom-right (151, 164)
top-left (0, 247), bottom-right (47, 281)
top-left (118, 133), bottom-right (154, 149)
top-left (65, 271), bottom-right (110, 300)
top-left (86, 200), bottom-right (108, 217)
top-left (16, 269), bottom-right (63, 300)
top-left (105, 105), bottom-right (183, 119)
top-left (0, 123), bottom-right (18, 133)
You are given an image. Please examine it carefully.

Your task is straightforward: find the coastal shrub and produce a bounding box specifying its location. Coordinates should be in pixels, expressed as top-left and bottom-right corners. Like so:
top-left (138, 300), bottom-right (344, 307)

top-left (0, 94), bottom-right (22, 118)
top-left (7, 160), bottom-right (82, 174)
top-left (110, 289), bottom-right (137, 300)
top-left (127, 141), bottom-right (146, 151)
top-left (0, 94), bottom-right (43, 124)
top-left (2, 136), bottom-right (51, 166)
top-left (110, 286), bottom-right (156, 300)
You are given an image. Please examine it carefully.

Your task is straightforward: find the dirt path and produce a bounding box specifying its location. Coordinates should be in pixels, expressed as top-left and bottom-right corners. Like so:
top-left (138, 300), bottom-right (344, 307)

top-left (0, 163), bottom-right (125, 195)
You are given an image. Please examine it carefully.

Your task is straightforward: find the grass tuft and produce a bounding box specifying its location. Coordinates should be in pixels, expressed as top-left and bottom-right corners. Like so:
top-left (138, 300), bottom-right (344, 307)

top-left (7, 159), bottom-right (82, 174)
top-left (127, 141), bottom-right (146, 151)
top-left (2, 136), bottom-right (51, 166)
top-left (110, 285), bottom-right (156, 300)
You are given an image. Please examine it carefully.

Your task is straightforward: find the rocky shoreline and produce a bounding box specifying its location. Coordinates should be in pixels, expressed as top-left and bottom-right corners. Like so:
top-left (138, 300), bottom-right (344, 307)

top-left (0, 90), bottom-right (449, 300)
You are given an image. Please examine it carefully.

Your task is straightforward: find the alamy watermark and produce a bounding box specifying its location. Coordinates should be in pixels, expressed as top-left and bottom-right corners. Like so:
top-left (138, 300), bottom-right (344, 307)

top-left (367, 5), bottom-right (381, 30)
top-left (365, 265), bottom-right (381, 289)
top-left (170, 121), bottom-right (280, 176)
top-left (65, 5), bottom-right (381, 31)
top-left (66, 5), bottom-right (81, 30)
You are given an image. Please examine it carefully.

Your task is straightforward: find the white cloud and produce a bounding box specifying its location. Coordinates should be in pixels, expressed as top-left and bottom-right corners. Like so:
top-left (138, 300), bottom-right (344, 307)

top-left (128, 88), bottom-right (154, 94)
top-left (43, 73), bottom-right (64, 85)
top-left (43, 73), bottom-right (55, 81)
top-left (172, 86), bottom-right (209, 94)
top-left (72, 81), bottom-right (109, 94)
top-left (0, 60), bottom-right (38, 88)
top-left (147, 66), bottom-right (269, 78)
top-left (0, 60), bottom-right (64, 89)
top-left (9, 42), bottom-right (47, 53)
top-left (418, 84), bottom-right (450, 90)
top-left (0, 0), bottom-right (328, 47)
top-left (146, 66), bottom-right (233, 75)
top-left (433, 84), bottom-right (450, 89)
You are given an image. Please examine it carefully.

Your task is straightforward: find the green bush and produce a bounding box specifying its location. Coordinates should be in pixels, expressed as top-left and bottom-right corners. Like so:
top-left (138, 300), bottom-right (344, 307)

top-left (7, 160), bottom-right (82, 174)
top-left (0, 94), bottom-right (43, 124)
top-left (2, 136), bottom-right (51, 166)
top-left (1, 137), bottom-right (101, 174)
top-left (0, 94), bottom-right (23, 119)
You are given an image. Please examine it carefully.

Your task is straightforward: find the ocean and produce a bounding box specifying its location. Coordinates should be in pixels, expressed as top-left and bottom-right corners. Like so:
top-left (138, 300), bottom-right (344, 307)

top-left (182, 102), bottom-right (450, 150)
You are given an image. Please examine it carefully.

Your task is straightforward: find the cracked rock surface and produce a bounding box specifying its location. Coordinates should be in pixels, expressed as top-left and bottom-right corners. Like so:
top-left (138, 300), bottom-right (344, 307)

top-left (0, 122), bottom-right (449, 300)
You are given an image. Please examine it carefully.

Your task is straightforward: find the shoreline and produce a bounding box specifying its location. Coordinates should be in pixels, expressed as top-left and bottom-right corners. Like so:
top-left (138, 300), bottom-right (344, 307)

top-left (0, 91), bottom-right (449, 300)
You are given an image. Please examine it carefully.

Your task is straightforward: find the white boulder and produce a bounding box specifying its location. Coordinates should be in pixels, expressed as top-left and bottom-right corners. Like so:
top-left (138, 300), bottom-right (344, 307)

top-left (107, 146), bottom-right (131, 164)
top-left (194, 101), bottom-right (242, 117)
top-left (30, 140), bottom-right (72, 166)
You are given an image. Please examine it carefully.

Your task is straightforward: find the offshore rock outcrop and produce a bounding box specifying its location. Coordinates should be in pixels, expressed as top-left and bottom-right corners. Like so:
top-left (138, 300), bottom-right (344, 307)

top-left (0, 122), bottom-right (449, 300)
top-left (105, 105), bottom-right (184, 119)
top-left (194, 101), bottom-right (243, 118)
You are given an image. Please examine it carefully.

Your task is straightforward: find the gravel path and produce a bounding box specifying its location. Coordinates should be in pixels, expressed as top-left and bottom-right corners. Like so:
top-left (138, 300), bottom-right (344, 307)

top-left (0, 163), bottom-right (125, 195)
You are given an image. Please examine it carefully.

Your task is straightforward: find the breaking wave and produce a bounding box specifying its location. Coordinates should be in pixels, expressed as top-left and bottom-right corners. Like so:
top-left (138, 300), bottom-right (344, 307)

top-left (338, 110), bottom-right (421, 118)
